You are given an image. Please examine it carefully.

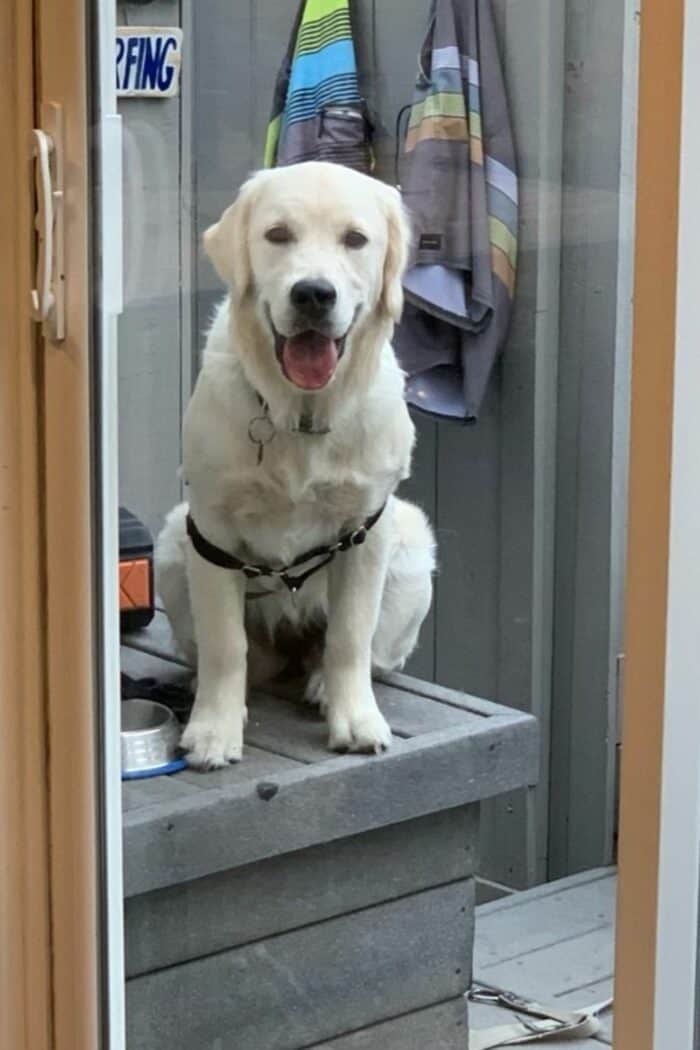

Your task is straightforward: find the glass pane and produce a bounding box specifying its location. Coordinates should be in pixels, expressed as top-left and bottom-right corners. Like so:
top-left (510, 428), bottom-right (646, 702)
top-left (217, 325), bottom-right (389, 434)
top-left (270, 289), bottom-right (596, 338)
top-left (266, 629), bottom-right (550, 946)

top-left (102, 1), bottom-right (639, 1046)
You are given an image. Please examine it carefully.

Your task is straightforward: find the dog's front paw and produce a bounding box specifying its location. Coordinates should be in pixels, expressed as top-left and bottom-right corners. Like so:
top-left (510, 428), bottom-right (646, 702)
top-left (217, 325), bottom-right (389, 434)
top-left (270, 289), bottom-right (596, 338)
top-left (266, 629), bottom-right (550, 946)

top-left (327, 698), bottom-right (392, 755)
top-left (181, 713), bottom-right (245, 770)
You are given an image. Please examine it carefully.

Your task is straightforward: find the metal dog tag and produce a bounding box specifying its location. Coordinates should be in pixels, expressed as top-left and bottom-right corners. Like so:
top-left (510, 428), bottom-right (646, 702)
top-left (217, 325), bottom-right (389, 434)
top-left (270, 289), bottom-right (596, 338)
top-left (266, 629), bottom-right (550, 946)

top-left (248, 413), bottom-right (276, 465)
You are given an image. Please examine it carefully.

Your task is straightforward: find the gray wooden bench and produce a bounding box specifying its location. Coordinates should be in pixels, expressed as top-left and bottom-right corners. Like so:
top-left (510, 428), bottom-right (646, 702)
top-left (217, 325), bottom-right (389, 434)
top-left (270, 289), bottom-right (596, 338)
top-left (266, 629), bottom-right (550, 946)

top-left (122, 612), bottom-right (538, 1050)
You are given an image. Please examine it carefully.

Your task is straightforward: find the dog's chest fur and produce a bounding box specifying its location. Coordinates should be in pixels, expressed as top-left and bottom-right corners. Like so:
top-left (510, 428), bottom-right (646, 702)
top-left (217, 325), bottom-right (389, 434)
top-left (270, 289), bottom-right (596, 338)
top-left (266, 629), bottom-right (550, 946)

top-left (205, 434), bottom-right (402, 564)
top-left (183, 352), bottom-right (412, 567)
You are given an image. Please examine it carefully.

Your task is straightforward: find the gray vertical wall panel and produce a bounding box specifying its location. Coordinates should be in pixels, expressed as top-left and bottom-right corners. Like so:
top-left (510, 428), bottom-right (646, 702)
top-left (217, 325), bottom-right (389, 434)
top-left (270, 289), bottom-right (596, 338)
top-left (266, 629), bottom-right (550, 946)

top-left (400, 413), bottom-right (437, 681)
top-left (350, 0), bottom-right (376, 124)
top-left (483, 0), bottom-right (566, 888)
top-left (192, 0), bottom-right (254, 341)
top-left (117, 1), bottom-right (184, 536)
top-left (491, 0), bottom-right (540, 887)
top-left (434, 401), bottom-right (501, 699)
top-left (250, 2), bottom-right (297, 163)
top-left (179, 0), bottom-right (196, 429)
top-left (371, 2), bottom-right (435, 687)
top-left (470, 0), bottom-right (566, 888)
top-left (371, 0), bottom-right (425, 182)
top-left (549, 0), bottom-right (627, 877)
top-left (607, 0), bottom-right (639, 848)
top-left (371, 0), bottom-right (437, 680)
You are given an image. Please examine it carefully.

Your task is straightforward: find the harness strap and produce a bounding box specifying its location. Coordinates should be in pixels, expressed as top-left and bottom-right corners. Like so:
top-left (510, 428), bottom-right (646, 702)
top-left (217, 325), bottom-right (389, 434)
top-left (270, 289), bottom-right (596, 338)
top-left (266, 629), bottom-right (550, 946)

top-left (186, 503), bottom-right (386, 594)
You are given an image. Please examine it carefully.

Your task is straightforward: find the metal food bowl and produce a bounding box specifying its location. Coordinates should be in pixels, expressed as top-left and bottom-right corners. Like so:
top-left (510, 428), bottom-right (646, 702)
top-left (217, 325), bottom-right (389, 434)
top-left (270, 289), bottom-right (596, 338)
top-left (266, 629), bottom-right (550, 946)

top-left (121, 698), bottom-right (186, 780)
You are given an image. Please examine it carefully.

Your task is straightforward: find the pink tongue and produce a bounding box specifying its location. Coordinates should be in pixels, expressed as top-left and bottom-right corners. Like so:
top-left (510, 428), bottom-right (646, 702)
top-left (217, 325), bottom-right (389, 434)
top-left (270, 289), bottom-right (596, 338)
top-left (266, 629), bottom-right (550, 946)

top-left (282, 332), bottom-right (339, 390)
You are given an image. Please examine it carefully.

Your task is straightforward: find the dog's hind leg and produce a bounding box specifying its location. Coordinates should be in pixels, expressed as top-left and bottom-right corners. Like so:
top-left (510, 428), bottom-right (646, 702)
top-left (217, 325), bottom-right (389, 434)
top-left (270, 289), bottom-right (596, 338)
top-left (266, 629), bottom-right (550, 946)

top-left (155, 502), bottom-right (198, 667)
top-left (371, 498), bottom-right (435, 674)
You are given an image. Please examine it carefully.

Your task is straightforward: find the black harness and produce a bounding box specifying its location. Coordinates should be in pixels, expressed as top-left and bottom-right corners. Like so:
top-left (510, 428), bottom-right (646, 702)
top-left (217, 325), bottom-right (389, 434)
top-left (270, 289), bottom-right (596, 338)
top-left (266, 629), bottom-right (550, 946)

top-left (186, 504), bottom-right (386, 595)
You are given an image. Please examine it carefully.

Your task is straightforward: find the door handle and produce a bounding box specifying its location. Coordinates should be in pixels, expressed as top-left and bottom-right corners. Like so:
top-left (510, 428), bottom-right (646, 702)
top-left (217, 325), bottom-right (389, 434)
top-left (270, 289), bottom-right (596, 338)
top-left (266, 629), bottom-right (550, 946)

top-left (30, 102), bottom-right (65, 342)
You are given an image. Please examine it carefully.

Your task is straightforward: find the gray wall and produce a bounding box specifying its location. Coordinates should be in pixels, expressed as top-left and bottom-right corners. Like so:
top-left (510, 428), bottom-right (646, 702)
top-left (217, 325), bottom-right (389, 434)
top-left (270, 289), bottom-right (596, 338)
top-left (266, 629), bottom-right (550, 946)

top-left (117, 0), bottom-right (635, 888)
top-left (117, 1), bottom-right (192, 536)
top-left (548, 0), bottom-right (638, 878)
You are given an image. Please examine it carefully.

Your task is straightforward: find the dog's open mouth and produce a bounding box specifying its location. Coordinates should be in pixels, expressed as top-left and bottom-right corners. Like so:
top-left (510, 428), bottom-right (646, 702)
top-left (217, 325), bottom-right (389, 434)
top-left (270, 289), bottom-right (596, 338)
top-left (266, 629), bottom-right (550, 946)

top-left (275, 330), bottom-right (346, 391)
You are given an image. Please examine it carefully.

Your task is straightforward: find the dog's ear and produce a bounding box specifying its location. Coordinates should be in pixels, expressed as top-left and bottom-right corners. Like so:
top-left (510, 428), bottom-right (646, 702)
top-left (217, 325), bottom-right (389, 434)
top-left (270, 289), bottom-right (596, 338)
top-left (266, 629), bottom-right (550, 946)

top-left (203, 175), bottom-right (259, 298)
top-left (380, 186), bottom-right (411, 323)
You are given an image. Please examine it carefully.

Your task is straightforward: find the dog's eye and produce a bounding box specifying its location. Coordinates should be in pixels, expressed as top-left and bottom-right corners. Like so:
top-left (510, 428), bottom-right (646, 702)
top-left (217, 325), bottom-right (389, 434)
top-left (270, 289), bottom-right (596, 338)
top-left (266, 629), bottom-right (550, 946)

top-left (265, 225), bottom-right (293, 245)
top-left (343, 229), bottom-right (368, 249)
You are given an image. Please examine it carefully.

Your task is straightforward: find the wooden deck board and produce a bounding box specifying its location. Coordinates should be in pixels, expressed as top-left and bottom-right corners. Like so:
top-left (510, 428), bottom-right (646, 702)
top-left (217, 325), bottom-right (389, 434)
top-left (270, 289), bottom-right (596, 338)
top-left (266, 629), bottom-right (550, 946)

top-left (175, 746), bottom-right (302, 790)
top-left (471, 869), bottom-right (616, 1046)
top-left (122, 774), bottom-right (202, 813)
top-left (125, 807), bottom-right (478, 978)
top-left (124, 612), bottom-right (521, 720)
top-left (121, 644), bottom-right (491, 765)
top-left (123, 717), bottom-right (536, 897)
top-left (126, 882), bottom-right (473, 1050)
top-left (481, 926), bottom-right (613, 1003)
top-left (121, 617), bottom-right (539, 1048)
top-left (119, 622), bottom-right (612, 1049)
top-left (119, 625), bottom-right (538, 897)
top-left (121, 645), bottom-right (193, 687)
top-left (123, 610), bottom-right (191, 667)
top-left (474, 867), bottom-right (616, 969)
top-left (120, 624), bottom-right (537, 916)
top-left (120, 613), bottom-right (534, 797)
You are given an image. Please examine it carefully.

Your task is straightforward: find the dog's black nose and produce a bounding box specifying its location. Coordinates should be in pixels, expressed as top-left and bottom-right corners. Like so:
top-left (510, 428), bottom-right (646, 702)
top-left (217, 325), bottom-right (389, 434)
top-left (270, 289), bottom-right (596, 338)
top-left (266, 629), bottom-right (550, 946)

top-left (290, 278), bottom-right (337, 313)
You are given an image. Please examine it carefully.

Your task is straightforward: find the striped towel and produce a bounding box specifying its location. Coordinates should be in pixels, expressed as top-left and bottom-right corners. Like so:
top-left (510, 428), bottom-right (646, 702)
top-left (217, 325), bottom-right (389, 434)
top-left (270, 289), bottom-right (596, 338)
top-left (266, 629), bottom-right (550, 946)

top-left (393, 0), bottom-right (519, 421)
top-left (264, 0), bottom-right (372, 171)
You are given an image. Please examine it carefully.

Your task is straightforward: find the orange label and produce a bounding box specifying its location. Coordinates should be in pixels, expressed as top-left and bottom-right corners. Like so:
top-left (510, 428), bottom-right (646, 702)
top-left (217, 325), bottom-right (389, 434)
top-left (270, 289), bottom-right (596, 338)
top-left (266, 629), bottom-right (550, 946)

top-left (119, 558), bottom-right (151, 610)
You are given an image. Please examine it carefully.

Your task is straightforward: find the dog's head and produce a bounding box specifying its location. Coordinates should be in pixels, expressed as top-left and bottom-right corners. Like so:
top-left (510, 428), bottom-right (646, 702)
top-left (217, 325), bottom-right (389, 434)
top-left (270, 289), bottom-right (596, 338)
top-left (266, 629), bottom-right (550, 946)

top-left (204, 162), bottom-right (410, 394)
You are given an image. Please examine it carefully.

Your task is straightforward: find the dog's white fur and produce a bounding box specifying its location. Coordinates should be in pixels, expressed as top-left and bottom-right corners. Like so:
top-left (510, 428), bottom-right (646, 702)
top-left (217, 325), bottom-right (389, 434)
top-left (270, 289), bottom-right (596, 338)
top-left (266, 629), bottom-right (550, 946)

top-left (156, 162), bottom-right (435, 769)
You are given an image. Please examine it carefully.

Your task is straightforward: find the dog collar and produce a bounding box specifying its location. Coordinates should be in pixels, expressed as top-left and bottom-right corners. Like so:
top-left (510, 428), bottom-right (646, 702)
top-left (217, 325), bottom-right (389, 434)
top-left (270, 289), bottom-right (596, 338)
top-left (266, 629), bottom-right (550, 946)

top-left (248, 393), bottom-right (331, 465)
top-left (186, 505), bottom-right (386, 594)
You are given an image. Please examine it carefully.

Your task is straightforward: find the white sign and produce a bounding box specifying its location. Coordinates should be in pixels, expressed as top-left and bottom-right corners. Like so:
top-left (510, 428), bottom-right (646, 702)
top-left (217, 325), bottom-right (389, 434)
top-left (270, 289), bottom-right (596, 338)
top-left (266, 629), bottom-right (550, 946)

top-left (116, 28), bottom-right (183, 98)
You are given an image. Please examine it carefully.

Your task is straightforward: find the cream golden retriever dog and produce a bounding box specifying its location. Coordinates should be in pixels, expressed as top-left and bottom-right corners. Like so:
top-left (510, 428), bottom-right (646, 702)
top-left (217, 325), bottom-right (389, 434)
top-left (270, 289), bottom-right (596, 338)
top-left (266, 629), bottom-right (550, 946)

top-left (156, 161), bottom-right (435, 769)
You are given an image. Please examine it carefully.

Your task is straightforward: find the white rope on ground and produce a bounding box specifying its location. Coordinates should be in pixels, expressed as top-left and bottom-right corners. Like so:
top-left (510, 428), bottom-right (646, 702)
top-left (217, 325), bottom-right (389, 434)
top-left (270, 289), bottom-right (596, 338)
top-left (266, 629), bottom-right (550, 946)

top-left (469, 979), bottom-right (614, 1048)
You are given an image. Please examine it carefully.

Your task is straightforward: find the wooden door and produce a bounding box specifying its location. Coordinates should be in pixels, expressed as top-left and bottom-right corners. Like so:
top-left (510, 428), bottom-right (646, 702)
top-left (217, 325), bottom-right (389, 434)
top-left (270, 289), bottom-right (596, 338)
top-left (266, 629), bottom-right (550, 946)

top-left (1, 0), bottom-right (102, 1047)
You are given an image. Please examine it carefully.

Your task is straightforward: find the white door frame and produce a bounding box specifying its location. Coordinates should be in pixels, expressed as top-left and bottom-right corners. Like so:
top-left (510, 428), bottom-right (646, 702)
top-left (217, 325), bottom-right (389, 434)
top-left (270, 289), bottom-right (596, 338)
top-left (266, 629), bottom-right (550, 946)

top-left (94, 0), bottom-right (125, 1045)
